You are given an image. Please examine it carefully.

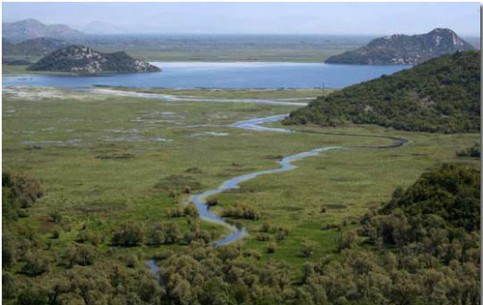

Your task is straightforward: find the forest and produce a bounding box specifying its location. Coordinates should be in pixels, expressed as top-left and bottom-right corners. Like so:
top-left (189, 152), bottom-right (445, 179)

top-left (284, 51), bottom-right (480, 133)
top-left (3, 161), bottom-right (480, 305)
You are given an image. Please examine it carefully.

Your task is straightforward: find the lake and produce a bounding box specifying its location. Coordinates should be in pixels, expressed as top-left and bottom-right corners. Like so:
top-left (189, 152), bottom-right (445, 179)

top-left (3, 62), bottom-right (410, 89)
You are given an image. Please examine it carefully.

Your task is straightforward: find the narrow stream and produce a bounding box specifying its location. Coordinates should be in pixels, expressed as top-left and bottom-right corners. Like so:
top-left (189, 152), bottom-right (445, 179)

top-left (192, 114), bottom-right (342, 246)
top-left (146, 113), bottom-right (407, 278)
top-left (146, 114), bottom-right (342, 277)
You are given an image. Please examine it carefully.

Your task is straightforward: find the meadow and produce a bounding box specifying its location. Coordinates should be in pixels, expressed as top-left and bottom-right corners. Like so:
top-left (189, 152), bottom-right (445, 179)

top-left (3, 86), bottom-right (479, 269)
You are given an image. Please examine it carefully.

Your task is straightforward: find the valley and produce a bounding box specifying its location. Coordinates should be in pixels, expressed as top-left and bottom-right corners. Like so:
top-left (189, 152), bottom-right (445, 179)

top-left (3, 86), bottom-right (478, 268)
top-left (2, 5), bottom-right (480, 304)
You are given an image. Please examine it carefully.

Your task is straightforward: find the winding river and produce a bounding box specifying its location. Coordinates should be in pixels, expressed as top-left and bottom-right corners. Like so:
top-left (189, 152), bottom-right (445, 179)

top-left (146, 112), bottom-right (408, 278)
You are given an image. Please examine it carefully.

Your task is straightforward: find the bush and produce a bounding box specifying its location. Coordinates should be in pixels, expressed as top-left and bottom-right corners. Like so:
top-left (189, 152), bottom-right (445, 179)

top-left (167, 207), bottom-right (184, 218)
top-left (222, 203), bottom-right (260, 220)
top-left (206, 198), bottom-right (218, 207)
top-left (22, 251), bottom-right (50, 276)
top-left (456, 143), bottom-right (480, 158)
top-left (267, 243), bottom-right (277, 254)
top-left (50, 229), bottom-right (60, 239)
top-left (48, 210), bottom-right (62, 223)
top-left (301, 242), bottom-right (314, 258)
top-left (256, 233), bottom-right (272, 242)
top-left (76, 228), bottom-right (101, 246)
top-left (112, 222), bottom-right (144, 247)
top-left (63, 244), bottom-right (96, 267)
top-left (275, 226), bottom-right (290, 241)
top-left (149, 222), bottom-right (181, 245)
top-left (335, 230), bottom-right (356, 252)
top-left (260, 221), bottom-right (272, 233)
top-left (184, 204), bottom-right (199, 218)
top-left (2, 171), bottom-right (43, 221)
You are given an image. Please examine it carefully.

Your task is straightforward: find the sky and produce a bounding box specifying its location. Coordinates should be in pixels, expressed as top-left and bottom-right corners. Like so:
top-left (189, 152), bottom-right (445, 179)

top-left (2, 2), bottom-right (480, 36)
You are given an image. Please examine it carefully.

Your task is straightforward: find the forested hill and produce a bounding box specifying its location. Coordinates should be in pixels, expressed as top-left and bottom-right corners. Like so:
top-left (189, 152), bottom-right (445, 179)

top-left (284, 51), bottom-right (480, 133)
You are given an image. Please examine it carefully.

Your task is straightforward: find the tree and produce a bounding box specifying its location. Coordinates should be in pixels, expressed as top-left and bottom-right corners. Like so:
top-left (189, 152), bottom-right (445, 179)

top-left (112, 222), bottom-right (144, 247)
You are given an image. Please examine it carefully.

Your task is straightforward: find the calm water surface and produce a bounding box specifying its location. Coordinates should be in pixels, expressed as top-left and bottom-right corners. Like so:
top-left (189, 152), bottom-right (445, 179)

top-left (3, 62), bottom-right (410, 89)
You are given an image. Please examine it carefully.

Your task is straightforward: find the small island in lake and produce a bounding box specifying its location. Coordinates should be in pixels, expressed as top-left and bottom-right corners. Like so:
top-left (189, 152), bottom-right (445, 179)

top-left (28, 45), bottom-right (161, 74)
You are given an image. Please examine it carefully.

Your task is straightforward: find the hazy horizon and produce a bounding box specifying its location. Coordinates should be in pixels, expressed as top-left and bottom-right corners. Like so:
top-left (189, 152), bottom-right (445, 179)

top-left (3, 2), bottom-right (480, 37)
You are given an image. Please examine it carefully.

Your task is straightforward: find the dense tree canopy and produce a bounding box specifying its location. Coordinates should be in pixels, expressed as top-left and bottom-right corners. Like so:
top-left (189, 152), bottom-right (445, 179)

top-left (3, 163), bottom-right (480, 305)
top-left (285, 51), bottom-right (480, 133)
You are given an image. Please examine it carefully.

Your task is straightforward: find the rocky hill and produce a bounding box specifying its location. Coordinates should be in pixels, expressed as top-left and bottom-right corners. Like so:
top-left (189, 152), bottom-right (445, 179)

top-left (3, 19), bottom-right (84, 43)
top-left (326, 28), bottom-right (474, 65)
top-left (28, 45), bottom-right (161, 74)
top-left (285, 51), bottom-right (480, 133)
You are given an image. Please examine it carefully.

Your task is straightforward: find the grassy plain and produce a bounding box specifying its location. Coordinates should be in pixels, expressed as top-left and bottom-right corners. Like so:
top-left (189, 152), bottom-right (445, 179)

top-left (3, 86), bottom-right (479, 268)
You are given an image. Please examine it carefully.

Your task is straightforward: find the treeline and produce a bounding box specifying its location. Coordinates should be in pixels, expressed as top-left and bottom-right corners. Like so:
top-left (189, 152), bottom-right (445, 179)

top-left (3, 163), bottom-right (480, 304)
top-left (285, 51), bottom-right (480, 133)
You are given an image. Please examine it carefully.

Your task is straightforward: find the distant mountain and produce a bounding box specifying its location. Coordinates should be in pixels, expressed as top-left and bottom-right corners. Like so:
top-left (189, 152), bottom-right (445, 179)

top-left (4, 37), bottom-right (70, 57)
top-left (326, 28), bottom-right (475, 65)
top-left (28, 45), bottom-right (161, 74)
top-left (3, 19), bottom-right (84, 43)
top-left (79, 21), bottom-right (127, 35)
top-left (285, 51), bottom-right (480, 133)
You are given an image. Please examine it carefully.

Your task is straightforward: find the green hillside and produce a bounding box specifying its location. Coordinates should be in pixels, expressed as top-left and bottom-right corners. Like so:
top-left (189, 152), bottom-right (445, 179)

top-left (285, 51), bottom-right (480, 133)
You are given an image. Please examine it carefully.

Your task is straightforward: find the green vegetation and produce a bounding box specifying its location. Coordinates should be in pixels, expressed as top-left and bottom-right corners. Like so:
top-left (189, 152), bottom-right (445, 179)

top-left (382, 163), bottom-right (480, 231)
top-left (2, 64), bottom-right (73, 75)
top-left (286, 51), bottom-right (480, 133)
top-left (3, 87), bottom-right (480, 304)
top-left (456, 143), bottom-right (480, 158)
top-left (5, 163), bottom-right (478, 304)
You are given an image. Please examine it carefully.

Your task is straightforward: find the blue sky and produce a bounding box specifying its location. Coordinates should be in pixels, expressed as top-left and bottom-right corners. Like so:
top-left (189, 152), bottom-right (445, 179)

top-left (3, 2), bottom-right (480, 36)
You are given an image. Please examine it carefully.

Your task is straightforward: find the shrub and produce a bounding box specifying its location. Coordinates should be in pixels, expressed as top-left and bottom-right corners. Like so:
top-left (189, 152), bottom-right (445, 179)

top-left (63, 244), bottom-right (96, 267)
top-left (267, 243), bottom-right (277, 254)
top-left (149, 222), bottom-right (181, 245)
top-left (275, 226), bottom-right (290, 241)
top-left (22, 251), bottom-right (50, 276)
top-left (184, 204), bottom-right (199, 218)
top-left (112, 222), bottom-right (144, 247)
top-left (48, 210), bottom-right (62, 223)
top-left (222, 203), bottom-right (260, 220)
top-left (301, 242), bottom-right (314, 258)
top-left (76, 228), bottom-right (101, 246)
top-left (335, 230), bottom-right (356, 252)
top-left (256, 233), bottom-right (272, 242)
top-left (206, 198), bottom-right (218, 207)
top-left (166, 207), bottom-right (183, 218)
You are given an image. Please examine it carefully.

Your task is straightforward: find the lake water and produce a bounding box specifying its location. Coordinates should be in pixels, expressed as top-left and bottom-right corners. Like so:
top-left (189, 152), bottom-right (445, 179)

top-left (3, 62), bottom-right (410, 89)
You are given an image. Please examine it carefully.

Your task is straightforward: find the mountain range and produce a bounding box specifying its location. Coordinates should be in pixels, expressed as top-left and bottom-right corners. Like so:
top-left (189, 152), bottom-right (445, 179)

top-left (3, 18), bottom-right (84, 43)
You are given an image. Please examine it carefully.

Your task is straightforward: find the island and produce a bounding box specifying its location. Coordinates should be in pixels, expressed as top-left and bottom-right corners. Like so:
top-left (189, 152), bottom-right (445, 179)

top-left (28, 45), bottom-right (161, 74)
